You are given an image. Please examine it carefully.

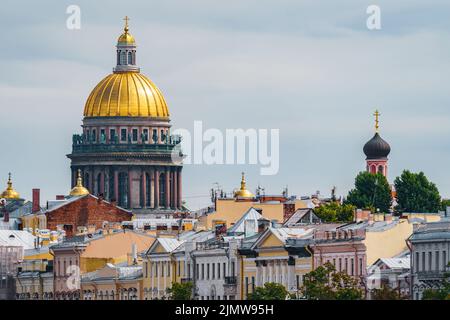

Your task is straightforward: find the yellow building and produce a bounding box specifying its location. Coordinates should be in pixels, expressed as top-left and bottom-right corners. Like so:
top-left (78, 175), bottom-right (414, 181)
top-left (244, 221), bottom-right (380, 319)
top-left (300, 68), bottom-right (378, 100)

top-left (238, 227), bottom-right (313, 299)
top-left (199, 174), bottom-right (307, 230)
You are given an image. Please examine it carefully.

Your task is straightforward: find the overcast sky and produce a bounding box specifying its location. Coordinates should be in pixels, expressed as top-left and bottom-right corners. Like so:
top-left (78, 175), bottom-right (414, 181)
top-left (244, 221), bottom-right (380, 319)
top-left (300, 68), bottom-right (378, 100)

top-left (1, 0), bottom-right (450, 209)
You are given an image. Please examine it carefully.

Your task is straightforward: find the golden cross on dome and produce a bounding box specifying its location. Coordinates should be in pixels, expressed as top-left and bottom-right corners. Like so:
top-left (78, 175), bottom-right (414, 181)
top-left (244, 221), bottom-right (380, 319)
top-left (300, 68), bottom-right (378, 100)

top-left (123, 16), bottom-right (130, 32)
top-left (373, 110), bottom-right (380, 132)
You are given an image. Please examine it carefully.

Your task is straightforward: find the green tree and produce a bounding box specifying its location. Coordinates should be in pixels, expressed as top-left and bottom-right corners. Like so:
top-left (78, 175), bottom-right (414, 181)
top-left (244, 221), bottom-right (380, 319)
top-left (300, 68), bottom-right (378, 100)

top-left (247, 282), bottom-right (290, 300)
top-left (422, 265), bottom-right (450, 300)
top-left (345, 172), bottom-right (391, 213)
top-left (394, 170), bottom-right (441, 213)
top-left (301, 262), bottom-right (363, 300)
top-left (167, 282), bottom-right (193, 300)
top-left (314, 202), bottom-right (355, 223)
top-left (371, 284), bottom-right (405, 300)
top-left (440, 199), bottom-right (450, 212)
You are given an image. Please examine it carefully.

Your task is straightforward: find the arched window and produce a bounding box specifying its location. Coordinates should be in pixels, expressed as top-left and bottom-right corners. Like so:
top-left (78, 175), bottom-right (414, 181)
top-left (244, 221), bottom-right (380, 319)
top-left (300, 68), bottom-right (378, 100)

top-left (120, 51), bottom-right (126, 65)
top-left (128, 51), bottom-right (133, 65)
top-left (378, 165), bottom-right (384, 175)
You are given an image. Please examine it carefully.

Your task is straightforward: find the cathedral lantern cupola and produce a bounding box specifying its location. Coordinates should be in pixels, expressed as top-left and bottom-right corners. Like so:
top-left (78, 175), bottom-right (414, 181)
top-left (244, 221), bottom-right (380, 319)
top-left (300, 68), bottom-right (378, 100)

top-left (114, 16), bottom-right (139, 73)
top-left (363, 110), bottom-right (391, 177)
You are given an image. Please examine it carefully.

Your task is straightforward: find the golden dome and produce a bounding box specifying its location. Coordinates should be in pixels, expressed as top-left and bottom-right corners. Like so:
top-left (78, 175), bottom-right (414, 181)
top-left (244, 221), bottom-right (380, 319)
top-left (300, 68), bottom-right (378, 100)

top-left (234, 172), bottom-right (255, 198)
top-left (118, 32), bottom-right (135, 45)
top-left (70, 170), bottom-right (90, 197)
top-left (83, 72), bottom-right (170, 118)
top-left (1, 173), bottom-right (20, 200)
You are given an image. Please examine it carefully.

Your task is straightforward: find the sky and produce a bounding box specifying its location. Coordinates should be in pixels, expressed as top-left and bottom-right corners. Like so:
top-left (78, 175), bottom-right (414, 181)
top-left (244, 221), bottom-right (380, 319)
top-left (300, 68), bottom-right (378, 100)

top-left (1, 0), bottom-right (450, 210)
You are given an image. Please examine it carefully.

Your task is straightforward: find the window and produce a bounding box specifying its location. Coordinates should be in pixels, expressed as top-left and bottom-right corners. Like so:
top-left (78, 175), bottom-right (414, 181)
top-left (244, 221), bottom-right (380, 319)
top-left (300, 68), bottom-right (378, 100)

top-left (428, 252), bottom-right (432, 271)
top-left (296, 275), bottom-right (300, 289)
top-left (143, 129), bottom-right (149, 142)
top-left (245, 277), bottom-right (249, 297)
top-left (359, 258), bottom-right (363, 275)
top-left (223, 263), bottom-right (226, 277)
top-left (217, 263), bottom-right (221, 279)
top-left (132, 128), bottom-right (138, 142)
top-left (212, 263), bottom-right (215, 279)
top-left (120, 52), bottom-right (126, 65)
top-left (207, 263), bottom-right (210, 280)
top-left (152, 129), bottom-right (158, 143)
top-left (121, 128), bottom-right (127, 141)
top-left (187, 263), bottom-right (190, 278)
top-left (252, 276), bottom-right (255, 291)
top-left (436, 251), bottom-right (440, 271)
top-left (155, 263), bottom-right (158, 277)
top-left (178, 262), bottom-right (181, 276)
top-left (196, 264), bottom-right (199, 280)
top-left (128, 51), bottom-right (133, 64)
top-left (416, 252), bottom-right (420, 272)
top-left (443, 251), bottom-right (447, 270)
top-left (90, 129), bottom-right (96, 142)
top-left (167, 262), bottom-right (170, 277)
top-left (344, 258), bottom-right (348, 273)
top-left (110, 129), bottom-right (116, 142)
top-left (422, 252), bottom-right (426, 271)
top-left (201, 264), bottom-right (205, 280)
top-left (338, 258), bottom-right (342, 271)
top-left (231, 261), bottom-right (235, 276)
top-left (351, 258), bottom-right (354, 276)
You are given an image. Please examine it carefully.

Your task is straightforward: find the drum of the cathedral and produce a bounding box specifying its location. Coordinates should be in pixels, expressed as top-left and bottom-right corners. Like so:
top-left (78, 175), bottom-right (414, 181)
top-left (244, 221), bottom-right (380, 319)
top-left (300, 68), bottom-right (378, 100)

top-left (67, 19), bottom-right (183, 216)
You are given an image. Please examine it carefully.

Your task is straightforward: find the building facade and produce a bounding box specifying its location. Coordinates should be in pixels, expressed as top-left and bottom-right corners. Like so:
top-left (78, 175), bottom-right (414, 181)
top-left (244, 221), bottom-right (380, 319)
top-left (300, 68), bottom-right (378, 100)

top-left (408, 221), bottom-right (450, 300)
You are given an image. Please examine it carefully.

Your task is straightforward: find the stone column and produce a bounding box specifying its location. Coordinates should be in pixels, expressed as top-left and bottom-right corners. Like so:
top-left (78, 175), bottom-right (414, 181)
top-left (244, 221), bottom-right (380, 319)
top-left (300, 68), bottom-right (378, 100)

top-left (165, 168), bottom-right (171, 209)
top-left (173, 170), bottom-right (178, 210)
top-left (114, 170), bottom-right (119, 202)
top-left (150, 170), bottom-right (155, 208)
top-left (177, 168), bottom-right (182, 209)
top-left (100, 171), bottom-right (105, 196)
top-left (154, 169), bottom-right (159, 208)
top-left (141, 171), bottom-right (147, 208)
top-left (128, 169), bottom-right (133, 208)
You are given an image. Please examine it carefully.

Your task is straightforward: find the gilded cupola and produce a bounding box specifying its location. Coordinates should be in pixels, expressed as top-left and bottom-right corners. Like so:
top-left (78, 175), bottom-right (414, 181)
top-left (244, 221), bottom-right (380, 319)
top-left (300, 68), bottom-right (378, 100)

top-left (1, 173), bottom-right (20, 200)
top-left (234, 172), bottom-right (255, 199)
top-left (69, 170), bottom-right (90, 197)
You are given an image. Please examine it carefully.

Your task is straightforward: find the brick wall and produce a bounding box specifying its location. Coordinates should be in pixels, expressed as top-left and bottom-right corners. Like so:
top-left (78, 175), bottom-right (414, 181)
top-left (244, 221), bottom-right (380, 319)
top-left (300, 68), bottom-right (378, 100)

top-left (46, 195), bottom-right (132, 237)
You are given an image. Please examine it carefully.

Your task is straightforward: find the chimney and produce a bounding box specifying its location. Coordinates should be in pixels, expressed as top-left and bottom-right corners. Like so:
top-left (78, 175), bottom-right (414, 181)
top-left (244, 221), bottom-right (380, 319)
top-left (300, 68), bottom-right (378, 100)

top-left (32, 189), bottom-right (40, 213)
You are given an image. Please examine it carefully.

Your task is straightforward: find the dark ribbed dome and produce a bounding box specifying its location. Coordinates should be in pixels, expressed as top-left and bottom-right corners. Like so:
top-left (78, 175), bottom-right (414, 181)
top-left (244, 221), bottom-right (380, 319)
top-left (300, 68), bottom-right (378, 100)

top-left (363, 133), bottom-right (391, 160)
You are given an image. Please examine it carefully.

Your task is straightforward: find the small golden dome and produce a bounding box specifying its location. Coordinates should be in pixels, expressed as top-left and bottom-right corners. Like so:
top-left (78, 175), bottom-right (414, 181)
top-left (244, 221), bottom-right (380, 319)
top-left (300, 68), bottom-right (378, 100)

top-left (1, 173), bottom-right (20, 200)
top-left (83, 72), bottom-right (169, 118)
top-left (118, 32), bottom-right (135, 45)
top-left (234, 172), bottom-right (255, 198)
top-left (70, 170), bottom-right (90, 197)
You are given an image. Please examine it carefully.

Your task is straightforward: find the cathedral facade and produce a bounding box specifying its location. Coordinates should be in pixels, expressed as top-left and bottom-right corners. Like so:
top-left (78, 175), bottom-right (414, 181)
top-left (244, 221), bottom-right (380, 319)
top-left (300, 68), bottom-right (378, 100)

top-left (67, 19), bottom-right (183, 214)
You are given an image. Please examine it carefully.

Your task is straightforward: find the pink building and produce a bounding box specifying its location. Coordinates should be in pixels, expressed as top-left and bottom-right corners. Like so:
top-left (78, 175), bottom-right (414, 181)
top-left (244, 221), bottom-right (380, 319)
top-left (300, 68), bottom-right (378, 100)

top-left (310, 228), bottom-right (367, 280)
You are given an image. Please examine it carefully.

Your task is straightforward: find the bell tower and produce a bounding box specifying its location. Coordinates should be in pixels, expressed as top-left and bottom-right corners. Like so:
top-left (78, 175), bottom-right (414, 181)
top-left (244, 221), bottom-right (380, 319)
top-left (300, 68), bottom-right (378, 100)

top-left (363, 110), bottom-right (391, 177)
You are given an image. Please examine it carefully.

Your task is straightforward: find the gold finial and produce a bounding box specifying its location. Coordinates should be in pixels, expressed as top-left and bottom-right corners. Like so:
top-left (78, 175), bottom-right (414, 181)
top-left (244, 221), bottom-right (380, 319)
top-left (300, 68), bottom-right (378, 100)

top-left (123, 16), bottom-right (130, 32)
top-left (373, 110), bottom-right (380, 133)
top-left (69, 169), bottom-right (89, 197)
top-left (240, 172), bottom-right (246, 190)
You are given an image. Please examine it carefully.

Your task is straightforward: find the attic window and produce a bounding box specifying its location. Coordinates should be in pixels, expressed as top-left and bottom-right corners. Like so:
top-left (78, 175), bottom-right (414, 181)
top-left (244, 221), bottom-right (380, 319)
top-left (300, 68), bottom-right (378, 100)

top-left (8, 234), bottom-right (15, 240)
